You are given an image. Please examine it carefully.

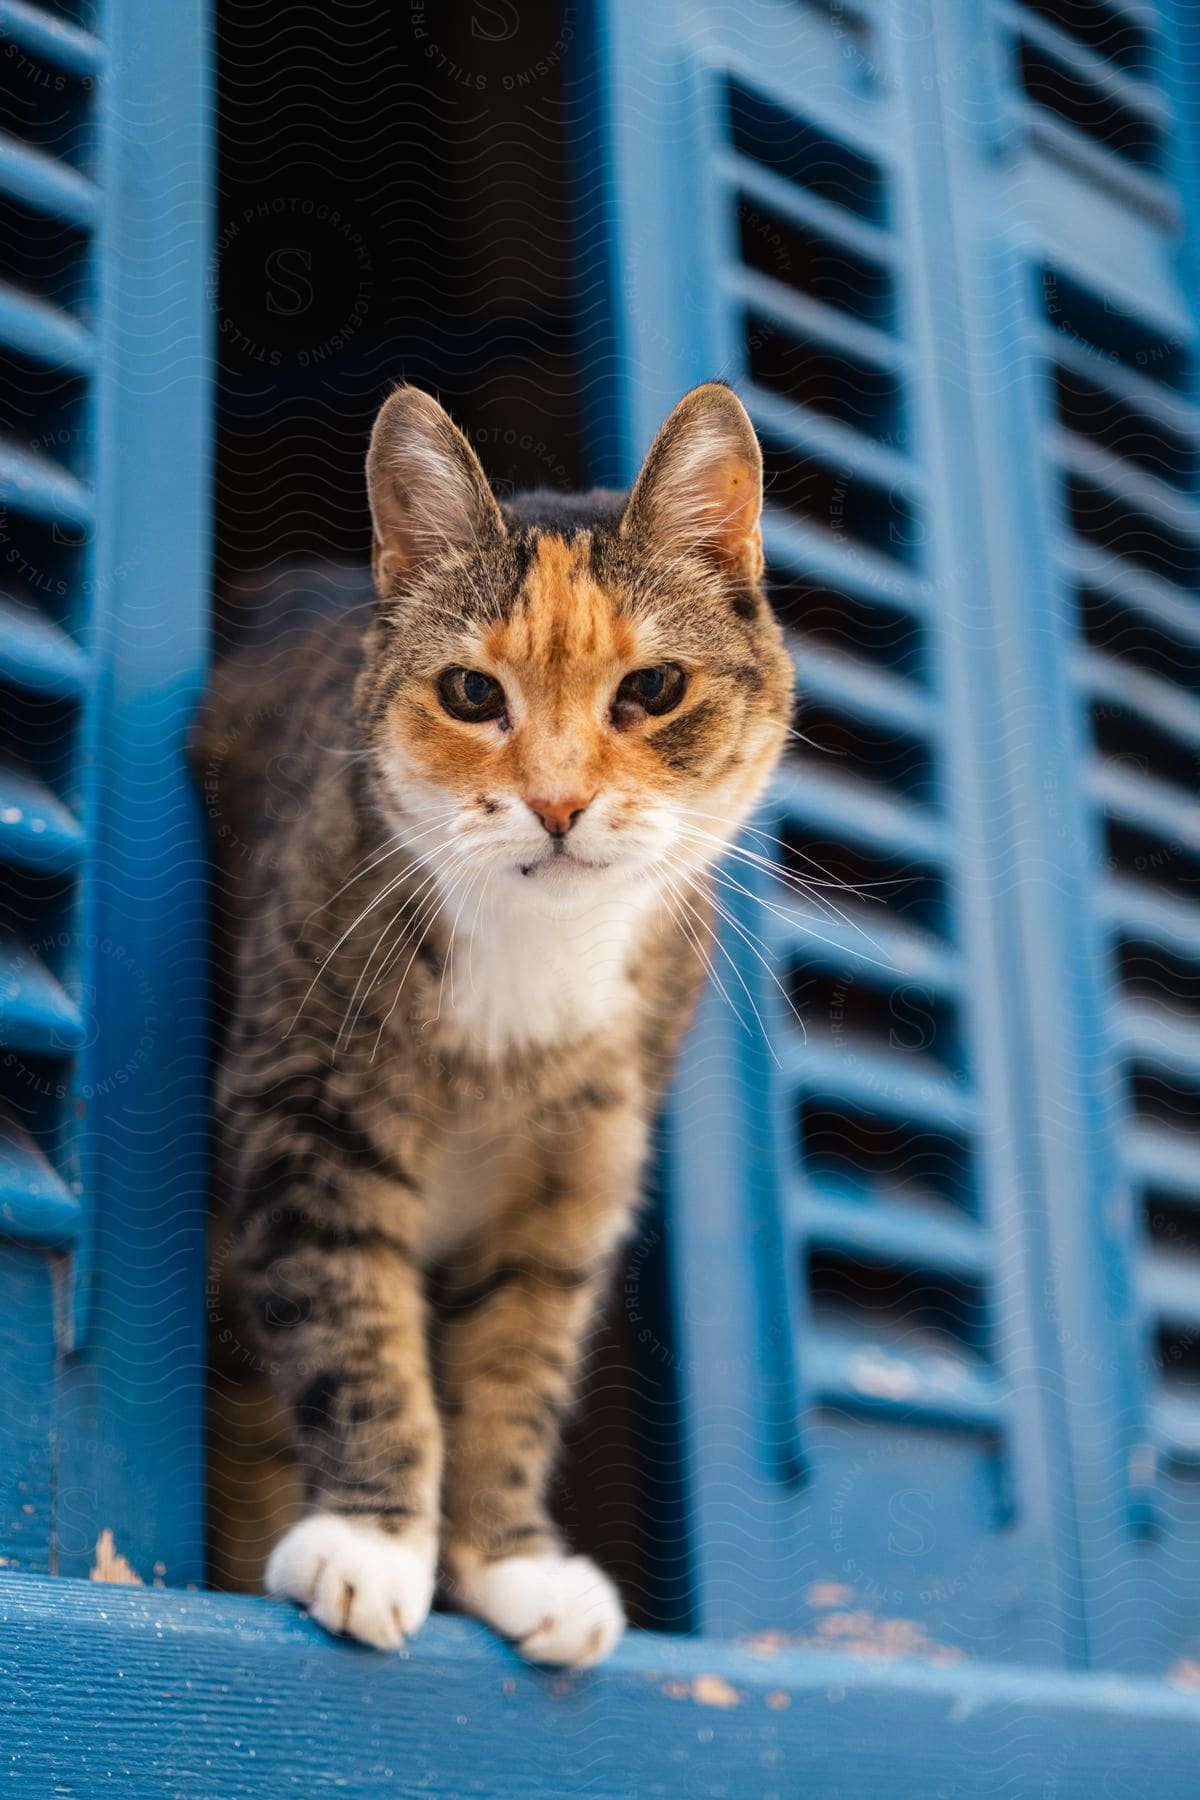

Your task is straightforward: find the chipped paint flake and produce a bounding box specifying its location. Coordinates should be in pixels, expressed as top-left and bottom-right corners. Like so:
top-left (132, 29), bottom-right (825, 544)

top-left (806, 1582), bottom-right (855, 1609)
top-left (849, 1350), bottom-right (917, 1400)
top-left (740, 1630), bottom-right (793, 1658)
top-left (740, 1608), bottom-right (966, 1665)
top-left (90, 1527), bottom-right (143, 1586)
top-left (691, 1674), bottom-right (741, 1709)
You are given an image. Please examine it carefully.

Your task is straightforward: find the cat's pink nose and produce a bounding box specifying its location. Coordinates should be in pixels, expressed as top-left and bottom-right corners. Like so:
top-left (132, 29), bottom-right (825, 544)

top-left (526, 794), bottom-right (593, 838)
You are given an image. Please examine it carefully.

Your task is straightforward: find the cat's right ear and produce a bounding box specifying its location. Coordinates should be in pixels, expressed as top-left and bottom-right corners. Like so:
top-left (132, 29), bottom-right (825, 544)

top-left (366, 386), bottom-right (506, 595)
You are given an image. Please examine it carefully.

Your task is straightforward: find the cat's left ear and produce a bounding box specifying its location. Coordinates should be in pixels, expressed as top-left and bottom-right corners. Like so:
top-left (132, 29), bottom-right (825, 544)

top-left (620, 383), bottom-right (763, 581)
top-left (366, 385), bottom-right (506, 595)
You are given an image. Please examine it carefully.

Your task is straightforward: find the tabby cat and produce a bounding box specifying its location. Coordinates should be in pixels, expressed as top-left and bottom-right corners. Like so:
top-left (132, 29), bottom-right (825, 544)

top-left (193, 381), bottom-right (793, 1665)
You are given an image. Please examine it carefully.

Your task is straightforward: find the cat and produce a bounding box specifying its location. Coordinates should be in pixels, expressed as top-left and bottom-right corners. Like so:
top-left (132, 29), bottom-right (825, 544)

top-left (192, 380), bottom-right (793, 1666)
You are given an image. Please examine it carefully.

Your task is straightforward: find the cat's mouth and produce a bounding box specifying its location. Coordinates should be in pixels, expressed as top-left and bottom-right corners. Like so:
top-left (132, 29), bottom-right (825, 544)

top-left (518, 845), bottom-right (610, 878)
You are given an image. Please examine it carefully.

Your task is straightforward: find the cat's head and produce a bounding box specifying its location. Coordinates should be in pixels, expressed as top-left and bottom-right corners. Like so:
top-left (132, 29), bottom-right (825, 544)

top-left (357, 383), bottom-right (793, 914)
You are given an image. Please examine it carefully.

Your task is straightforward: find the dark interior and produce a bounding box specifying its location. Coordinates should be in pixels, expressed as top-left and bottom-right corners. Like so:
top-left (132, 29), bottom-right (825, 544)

top-left (211, 0), bottom-right (689, 1630)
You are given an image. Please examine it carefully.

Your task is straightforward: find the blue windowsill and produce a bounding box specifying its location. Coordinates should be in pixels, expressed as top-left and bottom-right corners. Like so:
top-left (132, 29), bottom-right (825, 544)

top-left (3, 1570), bottom-right (1200, 1797)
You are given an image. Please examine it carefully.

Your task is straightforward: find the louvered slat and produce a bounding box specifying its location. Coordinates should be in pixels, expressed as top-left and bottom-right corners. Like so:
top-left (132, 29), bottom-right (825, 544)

top-left (1051, 426), bottom-right (1200, 539)
top-left (763, 511), bottom-right (930, 614)
top-left (1074, 647), bottom-right (1200, 747)
top-left (1124, 1123), bottom-right (1200, 1205)
top-left (1141, 1252), bottom-right (1200, 1331)
top-left (0, 0), bottom-right (105, 78)
top-left (0, 2), bottom-right (97, 1296)
top-left (713, 147), bottom-right (895, 266)
top-left (745, 379), bottom-right (918, 492)
top-left (1112, 1001), bottom-right (1200, 1086)
top-left (0, 761), bottom-right (85, 874)
top-left (0, 595), bottom-right (86, 699)
top-left (1085, 758), bottom-right (1200, 852)
top-left (794, 644), bottom-right (940, 739)
top-left (1046, 329), bottom-right (1199, 441)
top-left (0, 280), bottom-right (94, 373)
top-left (1001, 2), bottom-right (1171, 129)
top-left (1057, 538), bottom-right (1200, 652)
top-left (0, 131), bottom-right (98, 228)
top-left (773, 763), bottom-right (949, 863)
top-left (1002, 0), bottom-right (1175, 222)
top-left (1154, 1395), bottom-right (1200, 1464)
top-left (782, 1037), bottom-right (979, 1133)
top-left (0, 1107), bottom-right (80, 1248)
top-left (0, 935), bottom-right (85, 1056)
top-left (728, 265), bottom-right (909, 378)
top-left (766, 900), bottom-right (961, 993)
top-left (792, 1183), bottom-right (989, 1281)
top-left (0, 439), bottom-right (94, 530)
top-left (805, 1331), bottom-right (1004, 1433)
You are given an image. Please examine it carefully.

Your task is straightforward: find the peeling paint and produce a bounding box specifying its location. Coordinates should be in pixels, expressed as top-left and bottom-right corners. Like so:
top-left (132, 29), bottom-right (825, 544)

top-left (806, 1582), bottom-right (856, 1609)
top-left (90, 1528), bottom-right (143, 1586)
top-left (690, 1674), bottom-right (741, 1709)
top-left (739, 1608), bottom-right (966, 1665)
top-left (816, 1610), bottom-right (878, 1639)
top-left (660, 1674), bottom-right (743, 1707)
top-left (740, 1630), bottom-right (793, 1659)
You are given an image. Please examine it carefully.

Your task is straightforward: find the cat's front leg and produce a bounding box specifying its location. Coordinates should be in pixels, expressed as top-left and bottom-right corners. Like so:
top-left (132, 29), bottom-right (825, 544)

top-left (437, 1136), bottom-right (641, 1667)
top-left (233, 1175), bottom-right (443, 1650)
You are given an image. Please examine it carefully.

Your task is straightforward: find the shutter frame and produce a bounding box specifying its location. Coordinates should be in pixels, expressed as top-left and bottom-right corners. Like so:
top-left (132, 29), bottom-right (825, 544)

top-left (928, 0), bottom-right (1200, 1674)
top-left (581, 0), bottom-right (1084, 1659)
top-left (0, 0), bottom-right (212, 1581)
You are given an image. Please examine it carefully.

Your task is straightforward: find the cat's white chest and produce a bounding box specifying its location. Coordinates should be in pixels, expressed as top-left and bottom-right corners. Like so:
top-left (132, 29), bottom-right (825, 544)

top-left (439, 888), bottom-right (648, 1056)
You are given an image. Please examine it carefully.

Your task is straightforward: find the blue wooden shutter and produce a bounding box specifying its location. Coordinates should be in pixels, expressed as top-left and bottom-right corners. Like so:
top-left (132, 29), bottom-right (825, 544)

top-left (0, 0), bottom-right (211, 1582)
top-left (583, 0), bottom-right (1085, 1662)
top-left (929, 0), bottom-right (1200, 1674)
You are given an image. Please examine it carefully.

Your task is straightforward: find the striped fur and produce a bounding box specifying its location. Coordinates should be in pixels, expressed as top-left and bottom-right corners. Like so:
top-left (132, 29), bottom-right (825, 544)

top-left (192, 383), bottom-right (792, 1662)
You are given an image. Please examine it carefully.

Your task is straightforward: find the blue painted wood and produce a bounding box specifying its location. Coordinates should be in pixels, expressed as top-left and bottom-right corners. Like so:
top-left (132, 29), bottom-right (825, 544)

top-left (581, 0), bottom-right (1080, 1663)
top-left (0, 0), bottom-right (1193, 1761)
top-left (0, 761), bottom-right (85, 873)
top-left (0, 0), bottom-right (212, 1583)
top-left (0, 0), bottom-right (104, 78)
top-left (0, 936), bottom-right (86, 1055)
top-left (0, 1276), bottom-right (59, 1575)
top-left (50, 0), bottom-right (212, 1582)
top-left (3, 1572), bottom-right (1200, 1799)
top-left (0, 280), bottom-right (96, 372)
top-left (0, 595), bottom-right (88, 698)
top-left (927, 0), bottom-right (1200, 1673)
top-left (0, 440), bottom-right (95, 529)
top-left (0, 132), bottom-right (99, 228)
top-left (0, 1111), bottom-right (81, 1248)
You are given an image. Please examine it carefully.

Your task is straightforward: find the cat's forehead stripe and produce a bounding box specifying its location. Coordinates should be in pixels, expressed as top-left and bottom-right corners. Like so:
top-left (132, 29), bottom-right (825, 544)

top-left (484, 533), bottom-right (634, 672)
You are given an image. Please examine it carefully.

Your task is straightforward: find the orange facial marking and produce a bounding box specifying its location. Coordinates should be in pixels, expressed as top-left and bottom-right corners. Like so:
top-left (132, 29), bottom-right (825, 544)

top-left (474, 535), bottom-right (641, 806)
top-left (388, 533), bottom-right (684, 814)
top-left (485, 536), bottom-right (635, 694)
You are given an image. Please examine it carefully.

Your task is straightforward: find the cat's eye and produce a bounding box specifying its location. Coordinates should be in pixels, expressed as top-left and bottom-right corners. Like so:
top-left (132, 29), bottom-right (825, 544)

top-left (614, 663), bottom-right (687, 719)
top-left (437, 667), bottom-right (506, 723)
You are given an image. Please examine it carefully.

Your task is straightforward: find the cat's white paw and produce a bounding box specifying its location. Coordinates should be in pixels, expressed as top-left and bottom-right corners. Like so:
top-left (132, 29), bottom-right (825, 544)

top-left (265, 1513), bottom-right (436, 1651)
top-left (453, 1551), bottom-right (625, 1667)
